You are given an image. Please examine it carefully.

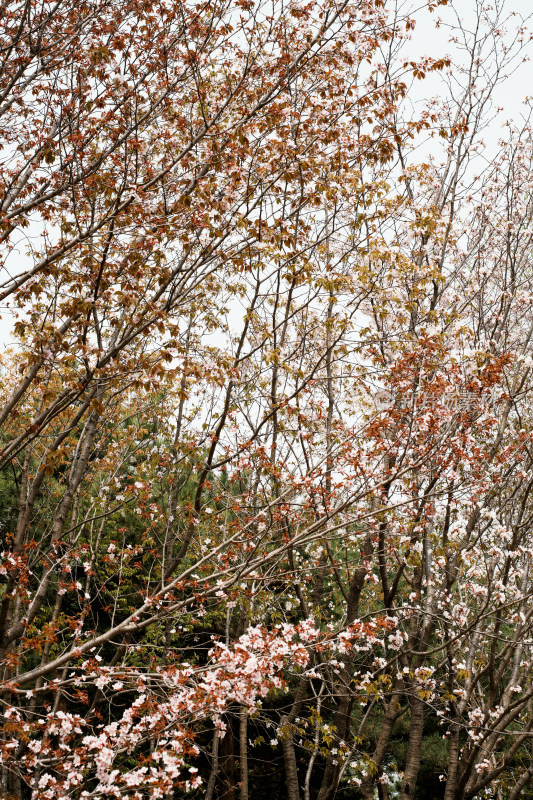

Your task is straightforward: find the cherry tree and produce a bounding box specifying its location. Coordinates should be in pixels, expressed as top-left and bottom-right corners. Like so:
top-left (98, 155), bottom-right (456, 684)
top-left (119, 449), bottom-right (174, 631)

top-left (3, 0), bottom-right (533, 799)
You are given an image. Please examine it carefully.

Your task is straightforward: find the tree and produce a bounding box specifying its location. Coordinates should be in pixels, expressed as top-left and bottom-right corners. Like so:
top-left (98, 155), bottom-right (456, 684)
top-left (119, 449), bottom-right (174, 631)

top-left (3, 0), bottom-right (533, 799)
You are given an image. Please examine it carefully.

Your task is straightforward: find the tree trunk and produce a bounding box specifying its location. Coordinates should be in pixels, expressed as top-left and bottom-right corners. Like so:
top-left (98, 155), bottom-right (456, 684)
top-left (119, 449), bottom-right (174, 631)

top-left (443, 723), bottom-right (461, 800)
top-left (240, 706), bottom-right (248, 800)
top-left (360, 687), bottom-right (405, 800)
top-left (281, 676), bottom-right (308, 800)
top-left (204, 728), bottom-right (220, 800)
top-left (218, 716), bottom-right (236, 800)
top-left (399, 695), bottom-right (424, 800)
top-left (283, 732), bottom-right (301, 800)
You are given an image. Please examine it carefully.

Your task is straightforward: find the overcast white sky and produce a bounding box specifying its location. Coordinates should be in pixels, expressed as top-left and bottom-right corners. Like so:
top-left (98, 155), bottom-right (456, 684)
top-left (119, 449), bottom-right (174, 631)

top-left (1, 0), bottom-right (532, 350)
top-left (409, 0), bottom-right (533, 124)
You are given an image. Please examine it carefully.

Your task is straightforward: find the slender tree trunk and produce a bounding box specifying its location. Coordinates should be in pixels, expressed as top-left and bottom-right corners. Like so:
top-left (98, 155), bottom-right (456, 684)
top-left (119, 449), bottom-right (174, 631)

top-left (240, 706), bottom-right (248, 800)
top-left (283, 732), bottom-right (301, 800)
top-left (304, 690), bottom-right (322, 800)
top-left (281, 676), bottom-right (308, 800)
top-left (360, 686), bottom-right (405, 800)
top-left (204, 729), bottom-right (220, 800)
top-left (218, 717), bottom-right (236, 800)
top-left (443, 723), bottom-right (461, 800)
top-left (508, 765), bottom-right (533, 800)
top-left (316, 665), bottom-right (354, 800)
top-left (399, 695), bottom-right (425, 800)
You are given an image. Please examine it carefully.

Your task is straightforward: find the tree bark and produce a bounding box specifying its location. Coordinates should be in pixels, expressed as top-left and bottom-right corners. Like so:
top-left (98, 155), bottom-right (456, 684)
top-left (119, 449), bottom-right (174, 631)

top-left (218, 716), bottom-right (236, 800)
top-left (399, 695), bottom-right (424, 800)
top-left (240, 706), bottom-right (248, 800)
top-left (443, 723), bottom-right (461, 800)
top-left (204, 729), bottom-right (220, 800)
